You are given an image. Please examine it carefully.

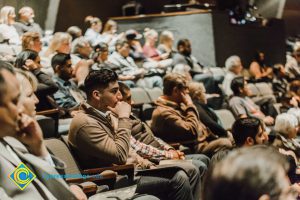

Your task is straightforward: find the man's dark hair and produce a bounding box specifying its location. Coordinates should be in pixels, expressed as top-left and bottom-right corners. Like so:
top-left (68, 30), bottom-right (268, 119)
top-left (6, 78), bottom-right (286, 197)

top-left (203, 145), bottom-right (290, 200)
top-left (177, 39), bottom-right (189, 49)
top-left (231, 117), bottom-right (262, 146)
top-left (51, 53), bottom-right (71, 72)
top-left (15, 50), bottom-right (38, 69)
top-left (163, 73), bottom-right (187, 96)
top-left (230, 76), bottom-right (245, 96)
top-left (118, 81), bottom-right (130, 98)
top-left (84, 68), bottom-right (118, 100)
top-left (0, 61), bottom-right (15, 104)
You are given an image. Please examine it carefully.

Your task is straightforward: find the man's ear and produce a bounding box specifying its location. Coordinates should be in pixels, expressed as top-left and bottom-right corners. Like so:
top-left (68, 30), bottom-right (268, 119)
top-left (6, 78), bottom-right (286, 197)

top-left (92, 90), bottom-right (101, 101)
top-left (246, 137), bottom-right (254, 146)
top-left (55, 65), bottom-right (60, 73)
top-left (258, 194), bottom-right (270, 200)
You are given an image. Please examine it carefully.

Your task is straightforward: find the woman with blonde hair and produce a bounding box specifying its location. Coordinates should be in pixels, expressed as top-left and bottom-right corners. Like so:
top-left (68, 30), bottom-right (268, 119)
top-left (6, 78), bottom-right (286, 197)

top-left (0, 6), bottom-right (20, 44)
top-left (84, 16), bottom-right (106, 47)
top-left (102, 19), bottom-right (124, 51)
top-left (15, 69), bottom-right (39, 117)
top-left (157, 30), bottom-right (175, 57)
top-left (44, 32), bottom-right (72, 57)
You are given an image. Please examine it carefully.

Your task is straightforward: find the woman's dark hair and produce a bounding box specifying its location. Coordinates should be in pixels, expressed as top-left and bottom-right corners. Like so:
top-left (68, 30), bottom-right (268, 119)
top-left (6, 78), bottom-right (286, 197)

top-left (230, 76), bottom-right (245, 96)
top-left (84, 68), bottom-right (118, 100)
top-left (15, 50), bottom-right (38, 69)
top-left (254, 50), bottom-right (266, 67)
top-left (231, 117), bottom-right (262, 146)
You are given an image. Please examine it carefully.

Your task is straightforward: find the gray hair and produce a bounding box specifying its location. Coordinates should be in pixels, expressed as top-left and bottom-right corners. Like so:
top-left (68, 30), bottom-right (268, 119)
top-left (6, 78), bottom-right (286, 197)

top-left (71, 37), bottom-right (90, 54)
top-left (287, 108), bottom-right (300, 125)
top-left (225, 55), bottom-right (241, 71)
top-left (274, 113), bottom-right (298, 137)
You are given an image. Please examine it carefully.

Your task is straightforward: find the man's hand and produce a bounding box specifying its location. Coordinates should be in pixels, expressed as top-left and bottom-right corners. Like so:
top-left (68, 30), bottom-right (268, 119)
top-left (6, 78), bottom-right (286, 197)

top-left (69, 185), bottom-right (87, 200)
top-left (181, 92), bottom-right (193, 106)
top-left (24, 59), bottom-right (39, 71)
top-left (108, 101), bottom-right (131, 118)
top-left (263, 116), bottom-right (274, 126)
top-left (16, 114), bottom-right (48, 157)
top-left (169, 150), bottom-right (185, 160)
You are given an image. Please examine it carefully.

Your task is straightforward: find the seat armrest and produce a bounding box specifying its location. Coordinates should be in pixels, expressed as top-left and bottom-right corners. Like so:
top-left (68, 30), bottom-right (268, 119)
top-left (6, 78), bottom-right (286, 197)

top-left (66, 171), bottom-right (117, 190)
top-left (77, 181), bottom-right (98, 196)
top-left (37, 108), bottom-right (60, 116)
top-left (168, 143), bottom-right (181, 149)
top-left (82, 164), bottom-right (135, 181)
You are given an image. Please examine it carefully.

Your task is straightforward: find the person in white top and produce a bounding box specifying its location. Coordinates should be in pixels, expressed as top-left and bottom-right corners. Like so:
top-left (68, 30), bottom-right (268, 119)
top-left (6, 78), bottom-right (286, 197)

top-left (222, 55), bottom-right (243, 96)
top-left (0, 6), bottom-right (20, 45)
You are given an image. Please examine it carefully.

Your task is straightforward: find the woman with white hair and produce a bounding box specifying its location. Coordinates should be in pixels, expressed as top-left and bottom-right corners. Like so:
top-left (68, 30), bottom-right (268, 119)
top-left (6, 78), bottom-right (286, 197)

top-left (222, 55), bottom-right (243, 96)
top-left (0, 6), bottom-right (20, 44)
top-left (273, 113), bottom-right (300, 158)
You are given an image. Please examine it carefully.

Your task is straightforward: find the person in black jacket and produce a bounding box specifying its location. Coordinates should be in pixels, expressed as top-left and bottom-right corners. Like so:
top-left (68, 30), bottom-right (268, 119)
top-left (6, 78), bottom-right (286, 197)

top-left (15, 49), bottom-right (58, 110)
top-left (189, 81), bottom-right (228, 137)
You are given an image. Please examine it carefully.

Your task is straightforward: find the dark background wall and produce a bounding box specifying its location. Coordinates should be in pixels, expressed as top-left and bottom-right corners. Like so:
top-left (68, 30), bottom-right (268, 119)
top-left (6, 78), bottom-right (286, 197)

top-left (0, 0), bottom-right (49, 29)
top-left (212, 12), bottom-right (286, 68)
top-left (282, 0), bottom-right (300, 37)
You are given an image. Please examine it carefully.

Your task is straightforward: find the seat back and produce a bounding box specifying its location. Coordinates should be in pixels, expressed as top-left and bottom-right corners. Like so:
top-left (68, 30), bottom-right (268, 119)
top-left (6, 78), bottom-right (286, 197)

top-left (37, 115), bottom-right (56, 138)
top-left (247, 83), bottom-right (260, 96)
top-left (131, 88), bottom-right (152, 105)
top-left (255, 82), bottom-right (273, 95)
top-left (145, 87), bottom-right (163, 102)
top-left (44, 138), bottom-right (81, 175)
top-left (214, 109), bottom-right (236, 130)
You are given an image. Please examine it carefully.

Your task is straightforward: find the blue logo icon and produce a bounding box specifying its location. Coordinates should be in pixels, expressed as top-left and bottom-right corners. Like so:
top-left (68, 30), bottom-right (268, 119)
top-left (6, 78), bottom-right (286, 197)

top-left (9, 162), bottom-right (36, 190)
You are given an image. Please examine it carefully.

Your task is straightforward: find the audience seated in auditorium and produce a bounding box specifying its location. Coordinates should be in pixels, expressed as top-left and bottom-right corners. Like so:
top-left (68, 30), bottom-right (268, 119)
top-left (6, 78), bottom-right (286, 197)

top-left (44, 32), bottom-right (72, 58)
top-left (0, 61), bottom-right (87, 199)
top-left (285, 43), bottom-right (300, 80)
top-left (151, 73), bottom-right (232, 156)
top-left (249, 50), bottom-right (273, 82)
top-left (143, 29), bottom-right (169, 62)
top-left (126, 29), bottom-right (146, 62)
top-left (203, 145), bottom-right (298, 200)
top-left (232, 117), bottom-right (269, 147)
top-left (51, 53), bottom-right (86, 116)
top-left (84, 16), bottom-right (106, 47)
top-left (273, 113), bottom-right (300, 158)
top-left (102, 19), bottom-right (124, 52)
top-left (0, 6), bottom-right (20, 45)
top-left (67, 26), bottom-right (82, 41)
top-left (229, 76), bottom-right (274, 125)
top-left (15, 49), bottom-right (58, 111)
top-left (119, 81), bottom-right (210, 174)
top-left (22, 31), bottom-right (54, 76)
top-left (71, 37), bottom-right (93, 62)
top-left (289, 80), bottom-right (300, 104)
top-left (222, 55), bottom-right (243, 96)
top-left (172, 39), bottom-right (219, 93)
top-left (68, 68), bottom-right (201, 200)
top-left (108, 39), bottom-right (163, 88)
top-left (189, 82), bottom-right (228, 138)
top-left (14, 6), bottom-right (43, 37)
top-left (157, 30), bottom-right (176, 58)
